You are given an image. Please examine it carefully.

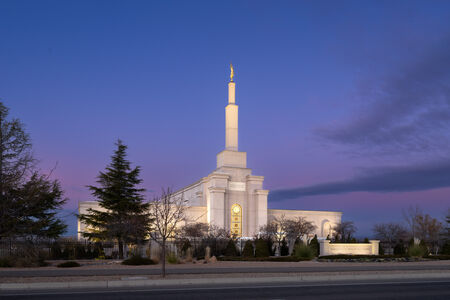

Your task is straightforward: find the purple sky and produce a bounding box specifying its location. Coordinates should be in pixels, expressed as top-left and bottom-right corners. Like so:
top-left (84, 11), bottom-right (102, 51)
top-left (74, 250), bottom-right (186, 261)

top-left (1, 0), bottom-right (449, 237)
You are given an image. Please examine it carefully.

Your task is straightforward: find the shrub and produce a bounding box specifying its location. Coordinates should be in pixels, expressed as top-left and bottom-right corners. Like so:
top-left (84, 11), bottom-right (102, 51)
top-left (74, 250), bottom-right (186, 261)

top-left (408, 245), bottom-right (426, 257)
top-left (242, 240), bottom-right (254, 257)
top-left (224, 239), bottom-right (238, 257)
top-left (254, 239), bottom-right (270, 257)
top-left (122, 255), bottom-right (155, 265)
top-left (363, 238), bottom-right (369, 243)
top-left (57, 261), bottom-right (81, 268)
top-left (280, 238), bottom-right (289, 256)
top-left (92, 242), bottom-right (105, 259)
top-left (293, 243), bottom-right (315, 260)
top-left (50, 243), bottom-right (63, 259)
top-left (181, 240), bottom-right (192, 256)
top-left (442, 240), bottom-right (450, 255)
top-left (167, 252), bottom-right (179, 264)
top-left (75, 244), bottom-right (86, 259)
top-left (0, 257), bottom-right (13, 268)
top-left (309, 235), bottom-right (320, 257)
top-left (394, 242), bottom-right (406, 255)
top-left (379, 243), bottom-right (385, 255)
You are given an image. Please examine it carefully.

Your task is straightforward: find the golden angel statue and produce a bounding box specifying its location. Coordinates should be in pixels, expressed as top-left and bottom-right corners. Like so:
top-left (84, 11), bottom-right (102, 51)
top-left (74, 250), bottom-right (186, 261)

top-left (230, 63), bottom-right (234, 82)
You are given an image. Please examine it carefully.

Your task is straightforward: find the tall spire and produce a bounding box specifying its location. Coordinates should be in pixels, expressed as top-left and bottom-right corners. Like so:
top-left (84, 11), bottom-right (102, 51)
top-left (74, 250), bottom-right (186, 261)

top-left (226, 64), bottom-right (238, 150)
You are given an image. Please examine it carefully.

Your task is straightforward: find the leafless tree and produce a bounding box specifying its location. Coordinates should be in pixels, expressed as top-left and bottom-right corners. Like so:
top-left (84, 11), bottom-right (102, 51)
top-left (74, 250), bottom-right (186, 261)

top-left (284, 217), bottom-right (316, 253)
top-left (148, 188), bottom-right (187, 277)
top-left (180, 222), bottom-right (209, 239)
top-left (260, 215), bottom-right (290, 255)
top-left (333, 221), bottom-right (357, 242)
top-left (403, 205), bottom-right (422, 239)
top-left (373, 222), bottom-right (408, 252)
top-left (415, 213), bottom-right (443, 254)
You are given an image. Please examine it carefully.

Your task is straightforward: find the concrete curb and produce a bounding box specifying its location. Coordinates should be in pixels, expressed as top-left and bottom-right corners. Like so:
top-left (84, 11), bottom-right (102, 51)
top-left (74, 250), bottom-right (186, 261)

top-left (1, 271), bottom-right (449, 291)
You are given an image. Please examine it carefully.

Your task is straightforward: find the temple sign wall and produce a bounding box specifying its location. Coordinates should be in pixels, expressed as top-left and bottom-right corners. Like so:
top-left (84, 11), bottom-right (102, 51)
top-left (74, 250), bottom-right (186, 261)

top-left (320, 240), bottom-right (380, 256)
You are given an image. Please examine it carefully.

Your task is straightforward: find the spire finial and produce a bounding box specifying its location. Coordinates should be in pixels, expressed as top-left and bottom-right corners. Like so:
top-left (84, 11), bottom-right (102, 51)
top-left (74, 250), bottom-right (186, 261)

top-left (230, 62), bottom-right (234, 82)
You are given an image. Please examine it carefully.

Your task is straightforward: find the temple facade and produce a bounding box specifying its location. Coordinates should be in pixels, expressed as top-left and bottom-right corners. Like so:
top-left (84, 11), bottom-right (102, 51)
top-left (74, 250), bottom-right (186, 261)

top-left (78, 66), bottom-right (342, 240)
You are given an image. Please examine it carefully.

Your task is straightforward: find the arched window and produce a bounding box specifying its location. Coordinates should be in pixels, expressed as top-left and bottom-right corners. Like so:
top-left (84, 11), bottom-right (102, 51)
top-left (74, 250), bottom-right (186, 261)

top-left (231, 204), bottom-right (242, 237)
top-left (322, 220), bottom-right (332, 238)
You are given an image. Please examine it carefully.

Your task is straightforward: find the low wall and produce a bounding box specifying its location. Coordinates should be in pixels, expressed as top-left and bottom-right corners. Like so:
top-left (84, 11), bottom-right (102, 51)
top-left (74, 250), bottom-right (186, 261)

top-left (319, 240), bottom-right (379, 256)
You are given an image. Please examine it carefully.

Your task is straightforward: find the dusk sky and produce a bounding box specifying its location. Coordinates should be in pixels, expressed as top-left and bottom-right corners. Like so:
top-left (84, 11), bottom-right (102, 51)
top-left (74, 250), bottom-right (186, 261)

top-left (1, 0), bottom-right (449, 236)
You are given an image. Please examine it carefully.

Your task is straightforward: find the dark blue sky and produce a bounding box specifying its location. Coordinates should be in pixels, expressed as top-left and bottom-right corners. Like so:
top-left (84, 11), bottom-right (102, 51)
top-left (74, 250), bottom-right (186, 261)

top-left (1, 0), bottom-right (449, 236)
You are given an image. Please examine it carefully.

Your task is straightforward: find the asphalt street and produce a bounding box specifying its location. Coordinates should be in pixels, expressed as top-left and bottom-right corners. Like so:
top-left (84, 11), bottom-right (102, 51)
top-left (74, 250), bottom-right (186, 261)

top-left (1, 263), bottom-right (449, 278)
top-left (1, 280), bottom-right (450, 299)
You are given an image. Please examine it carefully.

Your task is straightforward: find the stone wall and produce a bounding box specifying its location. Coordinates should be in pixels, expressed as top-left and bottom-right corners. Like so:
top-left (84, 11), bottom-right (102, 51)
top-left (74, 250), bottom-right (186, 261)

top-left (319, 240), bottom-right (380, 256)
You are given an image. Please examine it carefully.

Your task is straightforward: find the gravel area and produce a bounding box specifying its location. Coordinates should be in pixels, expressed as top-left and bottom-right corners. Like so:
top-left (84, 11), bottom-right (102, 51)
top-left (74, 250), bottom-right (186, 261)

top-left (2, 259), bottom-right (448, 271)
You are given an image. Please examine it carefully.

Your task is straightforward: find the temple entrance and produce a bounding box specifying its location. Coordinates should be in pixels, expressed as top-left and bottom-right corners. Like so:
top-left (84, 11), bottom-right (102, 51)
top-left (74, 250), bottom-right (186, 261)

top-left (231, 204), bottom-right (242, 237)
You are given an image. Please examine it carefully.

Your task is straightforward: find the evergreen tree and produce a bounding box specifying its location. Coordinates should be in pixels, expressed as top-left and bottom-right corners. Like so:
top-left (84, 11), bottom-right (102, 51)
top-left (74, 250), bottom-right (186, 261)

top-left (12, 172), bottom-right (67, 239)
top-left (242, 240), bottom-right (254, 257)
top-left (224, 239), bottom-right (238, 257)
top-left (0, 102), bottom-right (66, 240)
top-left (280, 238), bottom-right (289, 256)
top-left (79, 140), bottom-right (150, 259)
top-left (255, 238), bottom-right (270, 257)
top-left (309, 235), bottom-right (320, 257)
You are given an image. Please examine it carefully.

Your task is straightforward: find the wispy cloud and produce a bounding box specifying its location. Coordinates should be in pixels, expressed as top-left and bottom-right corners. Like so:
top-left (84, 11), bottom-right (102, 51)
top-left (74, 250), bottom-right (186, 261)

top-left (269, 160), bottom-right (450, 201)
top-left (316, 37), bottom-right (450, 155)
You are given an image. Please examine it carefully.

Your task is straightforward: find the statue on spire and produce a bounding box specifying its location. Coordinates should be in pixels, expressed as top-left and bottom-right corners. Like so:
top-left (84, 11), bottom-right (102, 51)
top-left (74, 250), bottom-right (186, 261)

top-left (230, 63), bottom-right (234, 82)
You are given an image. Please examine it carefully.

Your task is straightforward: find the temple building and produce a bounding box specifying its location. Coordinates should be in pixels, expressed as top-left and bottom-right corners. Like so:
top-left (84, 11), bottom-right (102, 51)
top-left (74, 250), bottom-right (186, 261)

top-left (78, 66), bottom-right (342, 240)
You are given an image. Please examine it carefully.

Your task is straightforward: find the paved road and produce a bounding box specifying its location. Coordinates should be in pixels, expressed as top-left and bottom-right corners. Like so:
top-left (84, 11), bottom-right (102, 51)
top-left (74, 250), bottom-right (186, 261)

top-left (1, 263), bottom-right (449, 278)
top-left (1, 280), bottom-right (450, 299)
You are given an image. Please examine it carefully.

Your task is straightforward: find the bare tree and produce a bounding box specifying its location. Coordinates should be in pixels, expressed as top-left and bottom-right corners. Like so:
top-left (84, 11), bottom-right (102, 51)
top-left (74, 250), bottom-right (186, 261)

top-left (178, 222), bottom-right (209, 257)
top-left (373, 223), bottom-right (408, 253)
top-left (284, 217), bottom-right (316, 253)
top-left (333, 221), bottom-right (357, 242)
top-left (148, 188), bottom-right (187, 277)
top-left (415, 213), bottom-right (443, 254)
top-left (403, 205), bottom-right (422, 240)
top-left (261, 215), bottom-right (290, 255)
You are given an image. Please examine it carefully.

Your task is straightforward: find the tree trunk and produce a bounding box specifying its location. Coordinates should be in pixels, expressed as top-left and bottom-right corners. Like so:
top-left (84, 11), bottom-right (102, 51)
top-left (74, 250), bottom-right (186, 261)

top-left (161, 239), bottom-right (166, 278)
top-left (118, 239), bottom-right (124, 259)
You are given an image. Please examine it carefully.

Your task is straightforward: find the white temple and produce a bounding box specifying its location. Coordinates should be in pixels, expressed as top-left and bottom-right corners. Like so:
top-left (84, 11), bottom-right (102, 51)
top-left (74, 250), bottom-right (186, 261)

top-left (78, 65), bottom-right (342, 240)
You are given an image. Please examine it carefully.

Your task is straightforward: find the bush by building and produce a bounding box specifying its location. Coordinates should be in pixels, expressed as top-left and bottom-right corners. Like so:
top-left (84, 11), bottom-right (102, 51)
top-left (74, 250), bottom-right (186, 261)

top-left (292, 243), bottom-right (315, 260)
top-left (309, 235), bottom-right (320, 257)
top-left (254, 239), bottom-right (270, 257)
top-left (242, 240), bottom-right (254, 257)
top-left (224, 239), bottom-right (238, 257)
top-left (280, 238), bottom-right (289, 256)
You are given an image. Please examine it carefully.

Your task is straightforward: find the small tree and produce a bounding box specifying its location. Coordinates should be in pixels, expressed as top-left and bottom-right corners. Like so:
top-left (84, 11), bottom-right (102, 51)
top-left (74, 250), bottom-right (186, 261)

top-left (280, 238), bottom-right (289, 256)
top-left (255, 238), bottom-right (270, 257)
top-left (79, 140), bottom-right (150, 259)
top-left (148, 188), bottom-right (186, 278)
top-left (262, 215), bottom-right (290, 256)
top-left (179, 222), bottom-right (209, 257)
top-left (224, 239), bottom-right (238, 257)
top-left (284, 217), bottom-right (316, 253)
top-left (414, 213), bottom-right (443, 254)
top-left (373, 222), bottom-right (408, 254)
top-left (242, 240), bottom-right (254, 257)
top-left (309, 235), bottom-right (320, 257)
top-left (332, 221), bottom-right (357, 242)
